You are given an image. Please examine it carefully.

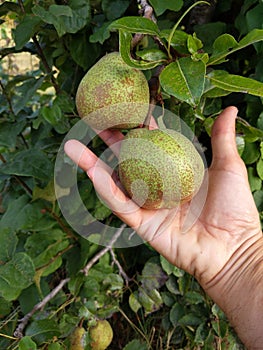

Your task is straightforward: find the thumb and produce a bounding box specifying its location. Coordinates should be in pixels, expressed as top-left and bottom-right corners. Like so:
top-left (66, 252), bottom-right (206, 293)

top-left (211, 106), bottom-right (239, 164)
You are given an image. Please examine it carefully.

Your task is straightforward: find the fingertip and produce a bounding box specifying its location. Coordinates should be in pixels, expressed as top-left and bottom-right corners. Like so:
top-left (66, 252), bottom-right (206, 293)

top-left (212, 106), bottom-right (238, 136)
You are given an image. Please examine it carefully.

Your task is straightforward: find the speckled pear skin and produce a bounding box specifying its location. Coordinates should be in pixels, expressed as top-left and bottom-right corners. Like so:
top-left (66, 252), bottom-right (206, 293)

top-left (75, 52), bottom-right (150, 130)
top-left (118, 128), bottom-right (205, 209)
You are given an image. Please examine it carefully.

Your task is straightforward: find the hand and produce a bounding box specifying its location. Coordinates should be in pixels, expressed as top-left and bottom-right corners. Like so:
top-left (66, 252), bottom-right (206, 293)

top-left (64, 106), bottom-right (262, 287)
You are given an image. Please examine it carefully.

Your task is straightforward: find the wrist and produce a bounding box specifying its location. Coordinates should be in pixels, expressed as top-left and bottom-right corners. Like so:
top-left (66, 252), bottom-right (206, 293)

top-left (204, 233), bottom-right (263, 349)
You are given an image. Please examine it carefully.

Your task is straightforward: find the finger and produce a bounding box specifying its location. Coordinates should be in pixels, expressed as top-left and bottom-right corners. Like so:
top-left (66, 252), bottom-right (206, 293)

top-left (87, 165), bottom-right (144, 229)
top-left (211, 106), bottom-right (239, 163)
top-left (64, 139), bottom-right (112, 174)
top-left (95, 116), bottom-right (158, 157)
top-left (64, 139), bottom-right (144, 224)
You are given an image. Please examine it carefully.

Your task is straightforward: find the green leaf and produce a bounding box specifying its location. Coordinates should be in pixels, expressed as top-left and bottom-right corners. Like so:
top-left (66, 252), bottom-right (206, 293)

top-left (25, 229), bottom-right (69, 270)
top-left (123, 339), bottom-right (148, 350)
top-left (149, 0), bottom-right (183, 16)
top-left (18, 336), bottom-right (37, 350)
top-left (49, 4), bottom-right (73, 17)
top-left (248, 167), bottom-right (262, 192)
top-left (246, 4), bottom-right (263, 52)
top-left (160, 57), bottom-right (206, 106)
top-left (25, 319), bottom-right (61, 344)
top-left (185, 291), bottom-right (205, 305)
top-left (257, 158), bottom-right (263, 180)
top-left (32, 2), bottom-right (90, 37)
top-left (14, 14), bottom-right (42, 50)
top-left (170, 303), bottom-right (185, 327)
top-left (118, 31), bottom-right (165, 69)
top-left (0, 149), bottom-right (53, 180)
top-left (102, 0), bottom-right (129, 21)
top-left (109, 16), bottom-right (160, 36)
top-left (0, 195), bottom-right (55, 232)
top-left (209, 29), bottom-right (263, 65)
top-left (253, 190), bottom-right (263, 212)
top-left (207, 70), bottom-right (263, 98)
top-left (0, 228), bottom-right (18, 263)
top-left (0, 252), bottom-right (35, 301)
top-left (209, 34), bottom-right (238, 65)
top-left (89, 21), bottom-right (111, 45)
top-left (0, 120), bottom-right (27, 149)
top-left (12, 76), bottom-right (45, 115)
top-left (179, 313), bottom-right (203, 327)
top-left (129, 292), bottom-right (141, 313)
top-left (241, 141), bottom-right (260, 165)
top-left (160, 256), bottom-right (184, 277)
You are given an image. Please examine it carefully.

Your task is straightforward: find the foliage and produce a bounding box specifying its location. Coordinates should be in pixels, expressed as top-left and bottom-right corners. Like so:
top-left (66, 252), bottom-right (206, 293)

top-left (0, 0), bottom-right (263, 349)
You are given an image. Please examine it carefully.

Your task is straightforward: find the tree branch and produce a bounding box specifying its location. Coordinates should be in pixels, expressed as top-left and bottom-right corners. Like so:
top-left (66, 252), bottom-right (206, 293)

top-left (14, 277), bottom-right (70, 338)
top-left (14, 224), bottom-right (128, 338)
top-left (82, 224), bottom-right (127, 275)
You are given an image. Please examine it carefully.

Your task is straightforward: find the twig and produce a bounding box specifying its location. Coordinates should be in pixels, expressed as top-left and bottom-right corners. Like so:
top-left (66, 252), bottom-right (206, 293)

top-left (13, 224), bottom-right (128, 337)
top-left (82, 224), bottom-right (127, 275)
top-left (110, 248), bottom-right (131, 287)
top-left (131, 0), bottom-right (156, 49)
top-left (14, 277), bottom-right (70, 338)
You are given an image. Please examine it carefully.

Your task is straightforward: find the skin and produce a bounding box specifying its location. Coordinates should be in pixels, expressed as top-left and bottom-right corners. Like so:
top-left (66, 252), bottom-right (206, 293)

top-left (65, 106), bottom-right (263, 349)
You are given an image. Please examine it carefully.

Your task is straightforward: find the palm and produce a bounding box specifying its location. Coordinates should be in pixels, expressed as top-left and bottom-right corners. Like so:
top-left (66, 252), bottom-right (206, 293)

top-left (65, 107), bottom-right (261, 287)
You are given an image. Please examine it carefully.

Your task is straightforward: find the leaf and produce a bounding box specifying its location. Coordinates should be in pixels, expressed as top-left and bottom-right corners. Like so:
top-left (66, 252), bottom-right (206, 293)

top-left (0, 149), bottom-right (53, 180)
top-left (102, 0), bottom-right (129, 21)
top-left (249, 167), bottom-right (262, 192)
top-left (209, 29), bottom-right (263, 65)
top-left (0, 228), bottom-right (18, 263)
top-left (49, 4), bottom-right (73, 17)
top-left (41, 103), bottom-right (70, 134)
top-left (109, 16), bottom-right (160, 36)
top-left (0, 195), bottom-right (55, 232)
top-left (0, 120), bottom-right (27, 149)
top-left (170, 303), bottom-right (185, 327)
top-left (160, 256), bottom-right (184, 277)
top-left (207, 70), bottom-right (263, 98)
top-left (0, 252), bottom-right (35, 301)
top-left (12, 76), bottom-right (45, 115)
top-left (141, 258), bottom-right (167, 290)
top-left (241, 141), bottom-right (260, 165)
top-left (253, 190), bottom-right (263, 212)
top-left (118, 31), bottom-right (165, 69)
top-left (246, 4), bottom-right (263, 52)
top-left (178, 313), bottom-right (203, 327)
top-left (123, 339), bottom-right (148, 350)
top-left (25, 319), bottom-right (61, 344)
top-left (14, 14), bottom-right (42, 50)
top-left (129, 292), bottom-right (141, 313)
top-left (257, 158), bottom-right (263, 180)
top-left (148, 0), bottom-right (183, 16)
top-left (18, 336), bottom-right (37, 350)
top-left (32, 2), bottom-right (90, 37)
top-left (208, 34), bottom-right (238, 64)
top-left (160, 57), bottom-right (206, 106)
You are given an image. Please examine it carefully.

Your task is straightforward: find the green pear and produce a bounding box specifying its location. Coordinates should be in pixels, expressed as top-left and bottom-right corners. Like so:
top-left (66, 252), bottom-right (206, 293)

top-left (118, 128), bottom-right (205, 209)
top-left (75, 52), bottom-right (150, 130)
top-left (90, 320), bottom-right (113, 350)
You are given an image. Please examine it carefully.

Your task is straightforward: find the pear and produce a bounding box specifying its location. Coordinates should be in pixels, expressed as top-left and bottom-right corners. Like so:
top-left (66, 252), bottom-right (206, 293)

top-left (75, 52), bottom-right (150, 130)
top-left (69, 326), bottom-right (86, 350)
top-left (89, 320), bottom-right (113, 350)
top-left (118, 128), bottom-right (205, 209)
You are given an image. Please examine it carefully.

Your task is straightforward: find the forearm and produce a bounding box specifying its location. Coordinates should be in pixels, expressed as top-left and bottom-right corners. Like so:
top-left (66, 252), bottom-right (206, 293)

top-left (205, 235), bottom-right (263, 349)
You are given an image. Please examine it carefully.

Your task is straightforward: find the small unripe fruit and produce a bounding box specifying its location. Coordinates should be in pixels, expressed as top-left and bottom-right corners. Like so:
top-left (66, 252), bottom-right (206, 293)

top-left (75, 52), bottom-right (150, 130)
top-left (69, 326), bottom-right (86, 350)
top-left (90, 320), bottom-right (113, 350)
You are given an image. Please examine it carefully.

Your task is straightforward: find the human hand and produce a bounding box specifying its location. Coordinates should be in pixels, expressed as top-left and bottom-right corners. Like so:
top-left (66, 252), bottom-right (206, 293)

top-left (64, 106), bottom-right (262, 288)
